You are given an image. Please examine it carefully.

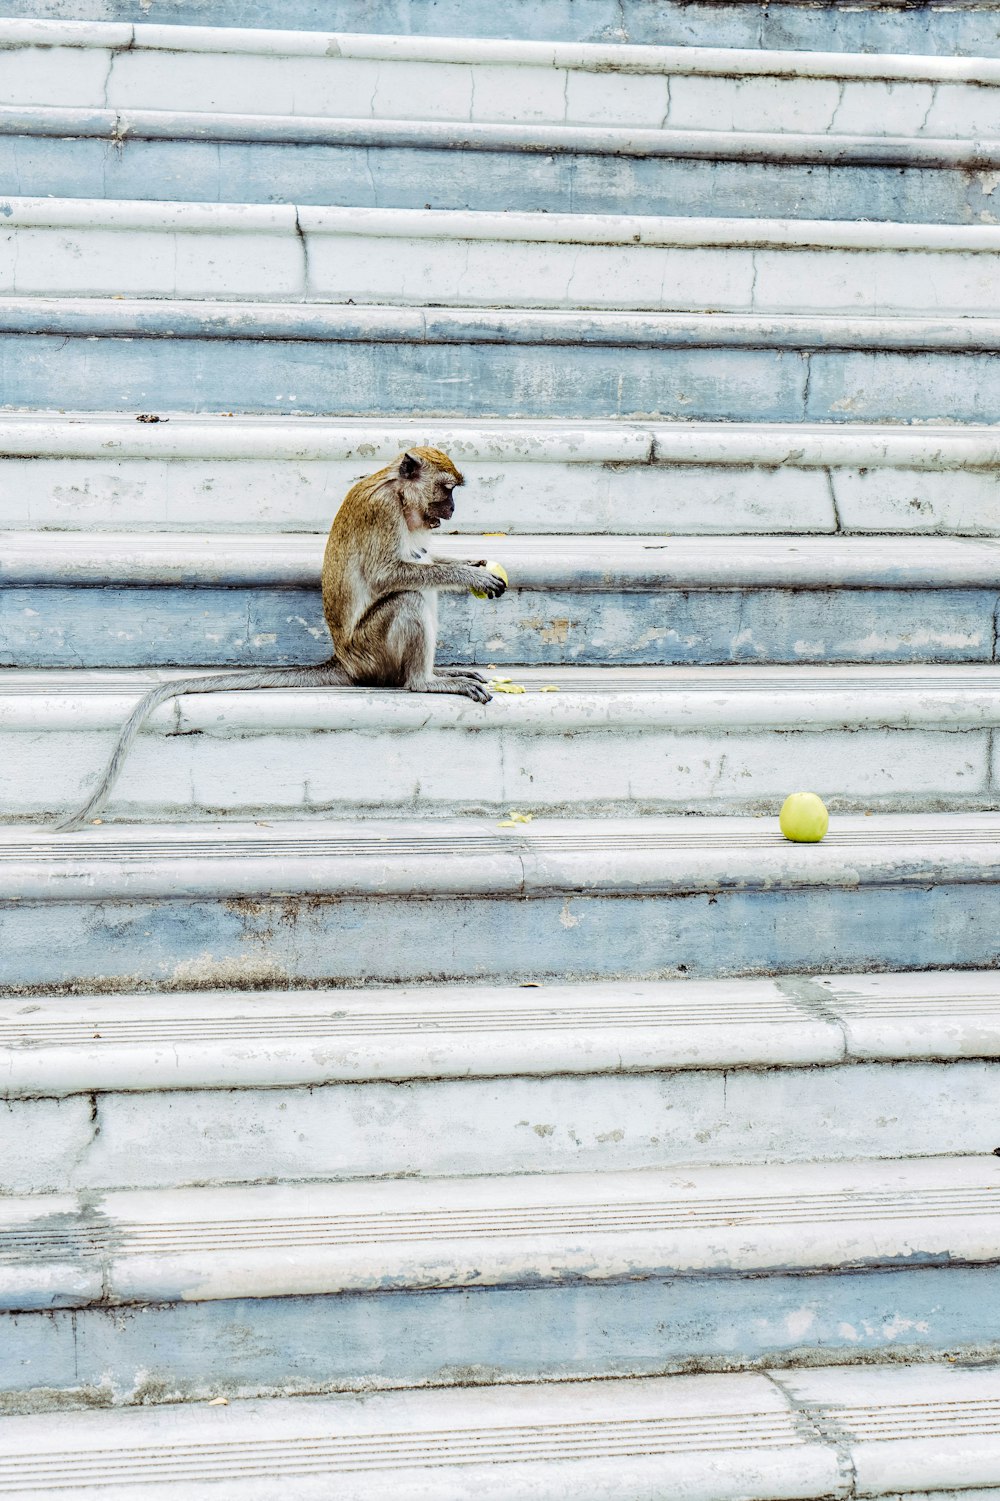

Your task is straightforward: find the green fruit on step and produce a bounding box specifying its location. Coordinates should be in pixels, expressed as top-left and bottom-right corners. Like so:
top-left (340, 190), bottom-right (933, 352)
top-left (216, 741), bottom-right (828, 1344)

top-left (779, 792), bottom-right (830, 843)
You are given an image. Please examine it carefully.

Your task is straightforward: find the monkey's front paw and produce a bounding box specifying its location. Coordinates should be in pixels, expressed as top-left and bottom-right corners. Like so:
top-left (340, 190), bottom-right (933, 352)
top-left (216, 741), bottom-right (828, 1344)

top-left (457, 680), bottom-right (493, 703)
top-left (471, 565), bottom-right (507, 599)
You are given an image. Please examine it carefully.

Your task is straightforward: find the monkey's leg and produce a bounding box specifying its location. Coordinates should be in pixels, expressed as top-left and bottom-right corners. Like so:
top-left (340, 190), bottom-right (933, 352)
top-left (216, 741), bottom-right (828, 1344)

top-left (354, 593), bottom-right (493, 703)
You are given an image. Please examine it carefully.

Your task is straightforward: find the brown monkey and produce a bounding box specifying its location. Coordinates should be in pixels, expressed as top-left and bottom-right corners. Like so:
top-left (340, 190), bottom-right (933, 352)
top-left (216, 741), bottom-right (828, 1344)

top-left (54, 448), bottom-right (507, 832)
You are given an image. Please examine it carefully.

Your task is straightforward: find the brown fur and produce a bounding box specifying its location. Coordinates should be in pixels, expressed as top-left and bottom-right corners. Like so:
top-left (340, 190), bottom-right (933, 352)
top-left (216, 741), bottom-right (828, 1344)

top-left (322, 445), bottom-right (504, 692)
top-left (53, 448), bottom-right (506, 831)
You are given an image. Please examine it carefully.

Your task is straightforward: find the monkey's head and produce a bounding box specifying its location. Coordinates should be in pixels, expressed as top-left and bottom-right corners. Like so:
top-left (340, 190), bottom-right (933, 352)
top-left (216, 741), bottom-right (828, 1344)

top-left (397, 447), bottom-right (464, 531)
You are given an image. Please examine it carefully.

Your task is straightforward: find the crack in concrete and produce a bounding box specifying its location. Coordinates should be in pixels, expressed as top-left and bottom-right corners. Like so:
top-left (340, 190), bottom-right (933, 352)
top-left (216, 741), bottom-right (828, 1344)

top-left (102, 27), bottom-right (135, 112)
top-left (66, 1095), bottom-right (102, 1191)
top-left (363, 146), bottom-right (379, 209)
top-left (918, 82), bottom-right (939, 136)
top-left (773, 974), bottom-right (850, 1059)
top-left (660, 75), bottom-right (671, 130)
top-left (762, 1374), bottom-right (858, 1501)
top-left (825, 468), bottom-right (844, 532)
top-left (8, 211), bottom-right (18, 296)
top-left (763, 1368), bottom-right (860, 1498)
top-left (293, 205), bottom-right (311, 299)
top-left (828, 78), bottom-right (848, 135)
top-left (110, 110), bottom-right (128, 157)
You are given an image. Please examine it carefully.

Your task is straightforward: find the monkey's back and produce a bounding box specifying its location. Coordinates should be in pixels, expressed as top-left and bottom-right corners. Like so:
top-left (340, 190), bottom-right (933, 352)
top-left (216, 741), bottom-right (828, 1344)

top-left (321, 467), bottom-right (398, 650)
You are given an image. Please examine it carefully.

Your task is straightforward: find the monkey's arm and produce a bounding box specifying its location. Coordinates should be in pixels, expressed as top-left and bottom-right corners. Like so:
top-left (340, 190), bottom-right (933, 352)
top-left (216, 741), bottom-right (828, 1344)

top-left (375, 559), bottom-right (506, 598)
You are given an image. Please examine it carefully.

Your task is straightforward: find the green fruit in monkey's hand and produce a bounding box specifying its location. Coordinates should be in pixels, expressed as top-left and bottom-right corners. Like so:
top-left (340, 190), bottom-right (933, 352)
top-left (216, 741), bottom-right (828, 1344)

top-left (779, 792), bottom-right (830, 843)
top-left (471, 561), bottom-right (508, 599)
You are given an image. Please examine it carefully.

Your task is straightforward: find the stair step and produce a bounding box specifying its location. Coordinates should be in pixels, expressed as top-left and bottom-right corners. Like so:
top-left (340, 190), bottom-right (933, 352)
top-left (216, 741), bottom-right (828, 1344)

top-left (5, 106), bottom-right (995, 222)
top-left (15, 530), bottom-right (1000, 587)
top-left (6, 665), bottom-right (1000, 820)
top-left (1, 1156), bottom-right (999, 1401)
top-left (7, 22), bottom-right (999, 134)
top-left (6, 414), bottom-right (1000, 537)
top-left (3, 1361), bottom-right (1000, 1496)
top-left (6, 199), bottom-right (1000, 316)
top-left (3, 971), bottom-right (1000, 1195)
top-left (0, 1370), bottom-right (843, 1496)
top-left (6, 0), bottom-right (1000, 1454)
top-left (5, 1155), bottom-right (998, 1301)
top-left (11, 968), bottom-right (1000, 1093)
top-left (2, 814), bottom-right (1000, 992)
top-left (6, 533), bottom-right (998, 668)
top-left (5, 299), bottom-right (1000, 421)
top-left (3, 0), bottom-right (999, 56)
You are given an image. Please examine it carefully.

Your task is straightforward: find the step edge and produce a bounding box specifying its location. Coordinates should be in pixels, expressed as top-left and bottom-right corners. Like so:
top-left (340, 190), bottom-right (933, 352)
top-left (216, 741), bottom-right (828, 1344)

top-left (9, 15), bottom-right (1000, 83)
top-left (5, 103), bottom-right (998, 166)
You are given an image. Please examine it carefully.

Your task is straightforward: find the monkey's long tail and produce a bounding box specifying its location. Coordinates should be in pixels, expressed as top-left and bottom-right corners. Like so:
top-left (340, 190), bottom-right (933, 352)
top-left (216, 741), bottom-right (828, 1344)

top-left (53, 663), bottom-right (348, 833)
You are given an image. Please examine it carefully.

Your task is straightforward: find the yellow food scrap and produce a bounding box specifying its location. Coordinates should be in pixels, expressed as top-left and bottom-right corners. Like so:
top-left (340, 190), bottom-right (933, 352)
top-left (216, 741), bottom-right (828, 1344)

top-left (497, 810), bottom-right (534, 827)
top-left (491, 682), bottom-right (526, 694)
top-left (538, 685), bottom-right (560, 693)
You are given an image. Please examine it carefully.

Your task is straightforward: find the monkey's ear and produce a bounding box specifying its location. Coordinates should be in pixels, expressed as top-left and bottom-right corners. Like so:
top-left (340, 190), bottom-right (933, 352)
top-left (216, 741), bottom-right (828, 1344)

top-left (399, 451), bottom-right (421, 480)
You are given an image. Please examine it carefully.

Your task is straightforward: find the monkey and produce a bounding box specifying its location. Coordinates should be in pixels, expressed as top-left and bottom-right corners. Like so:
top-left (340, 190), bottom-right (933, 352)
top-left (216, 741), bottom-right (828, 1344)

top-left (53, 448), bottom-right (507, 832)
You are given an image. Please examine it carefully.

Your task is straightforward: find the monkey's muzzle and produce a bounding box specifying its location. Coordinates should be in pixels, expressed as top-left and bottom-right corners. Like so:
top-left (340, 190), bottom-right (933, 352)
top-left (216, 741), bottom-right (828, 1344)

top-left (428, 498), bottom-right (455, 527)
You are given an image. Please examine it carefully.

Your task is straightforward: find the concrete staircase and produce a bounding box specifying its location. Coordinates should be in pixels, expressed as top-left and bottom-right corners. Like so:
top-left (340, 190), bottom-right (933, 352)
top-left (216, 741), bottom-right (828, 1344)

top-left (3, 1), bottom-right (1000, 1496)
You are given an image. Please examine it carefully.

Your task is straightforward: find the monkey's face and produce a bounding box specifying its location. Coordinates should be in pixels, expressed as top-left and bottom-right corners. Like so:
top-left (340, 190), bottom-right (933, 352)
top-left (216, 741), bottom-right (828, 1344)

top-left (426, 479), bottom-right (458, 528)
top-left (398, 450), bottom-right (464, 530)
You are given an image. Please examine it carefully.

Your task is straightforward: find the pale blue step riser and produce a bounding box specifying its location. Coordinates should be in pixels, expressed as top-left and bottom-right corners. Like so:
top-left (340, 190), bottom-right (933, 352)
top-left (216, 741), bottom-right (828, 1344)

top-left (3, 1265), bottom-right (999, 1410)
top-left (4, 0), bottom-right (1000, 54)
top-left (4, 885), bottom-right (999, 993)
top-left (1, 137), bottom-right (990, 224)
top-left (5, 1062), bottom-right (999, 1196)
top-left (7, 338), bottom-right (1000, 423)
top-left (4, 586), bottom-right (994, 668)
